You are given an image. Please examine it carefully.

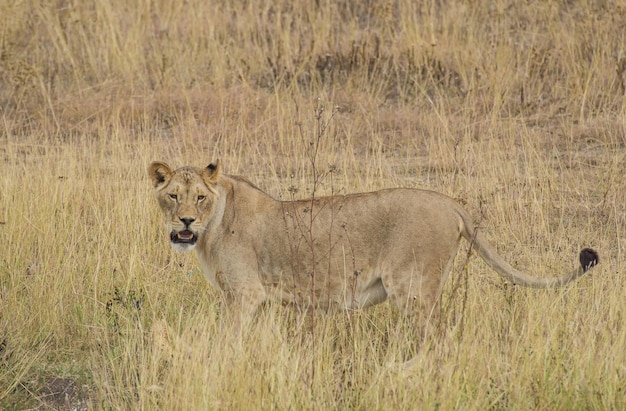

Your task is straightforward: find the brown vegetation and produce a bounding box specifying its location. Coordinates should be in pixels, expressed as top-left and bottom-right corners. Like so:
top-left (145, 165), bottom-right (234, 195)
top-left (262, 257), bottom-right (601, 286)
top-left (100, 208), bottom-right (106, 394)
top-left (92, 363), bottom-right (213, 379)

top-left (1, 0), bottom-right (624, 409)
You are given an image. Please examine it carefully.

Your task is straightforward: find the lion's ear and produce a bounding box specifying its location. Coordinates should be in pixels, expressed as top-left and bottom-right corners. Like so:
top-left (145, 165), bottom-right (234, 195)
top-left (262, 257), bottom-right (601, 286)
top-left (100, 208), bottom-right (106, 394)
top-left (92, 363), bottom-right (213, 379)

top-left (202, 160), bottom-right (221, 184)
top-left (148, 162), bottom-right (173, 188)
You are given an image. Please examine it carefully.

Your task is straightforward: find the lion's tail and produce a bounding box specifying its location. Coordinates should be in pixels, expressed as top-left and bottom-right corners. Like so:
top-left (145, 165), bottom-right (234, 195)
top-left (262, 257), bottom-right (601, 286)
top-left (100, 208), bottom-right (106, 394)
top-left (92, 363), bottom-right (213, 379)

top-left (457, 210), bottom-right (598, 288)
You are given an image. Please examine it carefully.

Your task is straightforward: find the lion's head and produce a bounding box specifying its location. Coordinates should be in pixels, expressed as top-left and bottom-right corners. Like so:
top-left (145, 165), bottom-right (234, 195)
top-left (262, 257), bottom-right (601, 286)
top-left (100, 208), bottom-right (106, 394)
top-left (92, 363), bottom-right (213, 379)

top-left (148, 161), bottom-right (221, 251)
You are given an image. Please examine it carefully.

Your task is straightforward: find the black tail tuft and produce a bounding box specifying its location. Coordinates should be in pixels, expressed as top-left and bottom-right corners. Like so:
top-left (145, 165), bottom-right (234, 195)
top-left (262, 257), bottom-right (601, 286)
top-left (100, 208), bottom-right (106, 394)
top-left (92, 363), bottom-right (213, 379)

top-left (579, 248), bottom-right (599, 272)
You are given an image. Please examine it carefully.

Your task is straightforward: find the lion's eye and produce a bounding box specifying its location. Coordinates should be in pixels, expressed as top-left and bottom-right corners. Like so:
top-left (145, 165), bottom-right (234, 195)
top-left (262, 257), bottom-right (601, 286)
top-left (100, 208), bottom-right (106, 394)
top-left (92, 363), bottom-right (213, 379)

top-left (168, 194), bottom-right (178, 201)
top-left (197, 195), bottom-right (206, 202)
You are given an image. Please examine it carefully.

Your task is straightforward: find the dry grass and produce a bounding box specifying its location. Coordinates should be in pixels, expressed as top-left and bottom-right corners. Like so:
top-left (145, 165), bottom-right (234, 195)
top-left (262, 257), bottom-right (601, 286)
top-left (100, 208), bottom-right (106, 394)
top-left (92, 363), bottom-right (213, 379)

top-left (1, 0), bottom-right (625, 409)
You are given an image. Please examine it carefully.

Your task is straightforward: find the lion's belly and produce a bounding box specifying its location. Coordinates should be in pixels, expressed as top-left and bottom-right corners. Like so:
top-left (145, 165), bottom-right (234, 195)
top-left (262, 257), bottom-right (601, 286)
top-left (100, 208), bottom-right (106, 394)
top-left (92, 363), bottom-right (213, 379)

top-left (261, 268), bottom-right (388, 311)
top-left (349, 276), bottom-right (388, 308)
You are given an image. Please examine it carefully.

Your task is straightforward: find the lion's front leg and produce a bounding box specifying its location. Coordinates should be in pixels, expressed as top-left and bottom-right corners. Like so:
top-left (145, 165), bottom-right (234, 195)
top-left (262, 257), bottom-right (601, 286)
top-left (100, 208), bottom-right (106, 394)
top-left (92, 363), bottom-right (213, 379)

top-left (215, 267), bottom-right (267, 341)
top-left (221, 290), bottom-right (265, 334)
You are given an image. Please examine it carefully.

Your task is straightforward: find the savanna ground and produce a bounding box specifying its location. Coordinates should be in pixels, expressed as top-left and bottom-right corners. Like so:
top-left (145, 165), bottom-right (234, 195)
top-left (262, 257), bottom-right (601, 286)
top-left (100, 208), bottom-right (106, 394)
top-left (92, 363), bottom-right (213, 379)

top-left (1, 0), bottom-right (625, 409)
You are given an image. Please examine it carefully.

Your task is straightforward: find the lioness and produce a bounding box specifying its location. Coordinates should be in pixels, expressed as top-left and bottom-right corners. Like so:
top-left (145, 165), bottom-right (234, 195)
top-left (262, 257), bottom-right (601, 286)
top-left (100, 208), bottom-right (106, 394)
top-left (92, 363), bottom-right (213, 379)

top-left (148, 161), bottom-right (598, 331)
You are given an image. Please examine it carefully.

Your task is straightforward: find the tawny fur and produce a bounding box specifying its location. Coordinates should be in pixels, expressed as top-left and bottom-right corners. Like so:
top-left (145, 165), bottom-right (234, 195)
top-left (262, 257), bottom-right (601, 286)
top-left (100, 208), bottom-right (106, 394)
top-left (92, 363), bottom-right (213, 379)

top-left (148, 161), bottom-right (599, 331)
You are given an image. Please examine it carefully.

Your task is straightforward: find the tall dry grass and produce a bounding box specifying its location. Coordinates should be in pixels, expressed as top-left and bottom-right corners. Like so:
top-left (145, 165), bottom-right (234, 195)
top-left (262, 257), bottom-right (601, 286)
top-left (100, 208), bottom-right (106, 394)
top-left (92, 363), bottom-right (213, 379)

top-left (1, 0), bottom-right (625, 409)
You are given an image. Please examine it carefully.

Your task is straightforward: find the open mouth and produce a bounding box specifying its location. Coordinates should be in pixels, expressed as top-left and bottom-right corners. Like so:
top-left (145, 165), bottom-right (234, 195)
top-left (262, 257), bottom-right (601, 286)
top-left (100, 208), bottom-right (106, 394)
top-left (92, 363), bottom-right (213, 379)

top-left (170, 230), bottom-right (198, 245)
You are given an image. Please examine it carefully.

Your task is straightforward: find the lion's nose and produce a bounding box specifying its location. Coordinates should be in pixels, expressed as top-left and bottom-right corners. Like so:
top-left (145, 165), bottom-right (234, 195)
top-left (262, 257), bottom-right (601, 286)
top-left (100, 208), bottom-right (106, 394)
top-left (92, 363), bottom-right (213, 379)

top-left (179, 217), bottom-right (195, 227)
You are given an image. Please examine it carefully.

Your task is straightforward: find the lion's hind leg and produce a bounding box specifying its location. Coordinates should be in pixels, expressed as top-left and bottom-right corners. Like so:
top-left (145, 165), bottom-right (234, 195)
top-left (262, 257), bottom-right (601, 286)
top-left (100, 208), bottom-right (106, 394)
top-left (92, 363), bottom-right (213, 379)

top-left (382, 247), bottom-right (459, 354)
top-left (387, 279), bottom-right (440, 339)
